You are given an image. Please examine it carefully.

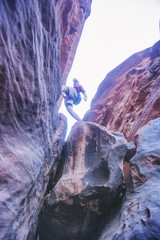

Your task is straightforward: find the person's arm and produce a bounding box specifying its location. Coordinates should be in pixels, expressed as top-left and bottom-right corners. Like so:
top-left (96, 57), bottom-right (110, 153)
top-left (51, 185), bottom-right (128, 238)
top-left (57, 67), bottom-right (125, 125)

top-left (61, 92), bottom-right (66, 98)
top-left (80, 85), bottom-right (87, 101)
top-left (83, 91), bottom-right (87, 101)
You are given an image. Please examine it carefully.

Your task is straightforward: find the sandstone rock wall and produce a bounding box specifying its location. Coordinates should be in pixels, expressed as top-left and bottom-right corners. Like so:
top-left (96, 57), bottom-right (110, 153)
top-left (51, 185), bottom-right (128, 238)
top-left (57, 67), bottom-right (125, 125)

top-left (55, 0), bottom-right (92, 82)
top-left (98, 118), bottom-right (160, 240)
top-left (1, 0), bottom-right (159, 239)
top-left (0, 1), bottom-right (64, 239)
top-left (0, 1), bottom-right (92, 239)
top-left (84, 41), bottom-right (160, 141)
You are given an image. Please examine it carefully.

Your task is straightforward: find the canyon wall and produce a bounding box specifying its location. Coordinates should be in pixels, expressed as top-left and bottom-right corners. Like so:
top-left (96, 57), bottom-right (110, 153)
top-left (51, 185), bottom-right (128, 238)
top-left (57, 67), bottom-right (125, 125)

top-left (84, 41), bottom-right (160, 141)
top-left (98, 118), bottom-right (160, 240)
top-left (0, 0), bottom-right (160, 239)
top-left (0, 1), bottom-right (92, 239)
top-left (55, 0), bottom-right (92, 83)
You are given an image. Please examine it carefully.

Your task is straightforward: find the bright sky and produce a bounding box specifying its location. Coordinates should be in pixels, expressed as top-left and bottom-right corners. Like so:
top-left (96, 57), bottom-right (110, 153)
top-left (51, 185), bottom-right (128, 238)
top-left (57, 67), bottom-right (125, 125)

top-left (59, 0), bottom-right (160, 137)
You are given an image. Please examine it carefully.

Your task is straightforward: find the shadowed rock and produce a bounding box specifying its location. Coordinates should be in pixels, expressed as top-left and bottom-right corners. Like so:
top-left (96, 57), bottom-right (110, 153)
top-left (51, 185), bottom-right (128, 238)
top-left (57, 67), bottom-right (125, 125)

top-left (124, 141), bottom-right (136, 162)
top-left (38, 121), bottom-right (127, 240)
top-left (98, 118), bottom-right (160, 240)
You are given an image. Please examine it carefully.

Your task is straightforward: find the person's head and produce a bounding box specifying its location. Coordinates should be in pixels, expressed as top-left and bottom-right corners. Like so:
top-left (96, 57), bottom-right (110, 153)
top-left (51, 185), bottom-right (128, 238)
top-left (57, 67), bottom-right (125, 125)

top-left (73, 78), bottom-right (79, 86)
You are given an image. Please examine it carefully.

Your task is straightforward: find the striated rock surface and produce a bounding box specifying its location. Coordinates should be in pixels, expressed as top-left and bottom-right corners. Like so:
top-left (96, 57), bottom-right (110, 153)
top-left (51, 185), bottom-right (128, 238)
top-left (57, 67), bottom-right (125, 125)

top-left (0, 1), bottom-right (64, 239)
top-left (55, 0), bottom-right (92, 82)
top-left (84, 41), bottom-right (160, 141)
top-left (38, 121), bottom-right (127, 240)
top-left (0, 1), bottom-right (92, 240)
top-left (1, 0), bottom-right (159, 239)
top-left (98, 118), bottom-right (160, 240)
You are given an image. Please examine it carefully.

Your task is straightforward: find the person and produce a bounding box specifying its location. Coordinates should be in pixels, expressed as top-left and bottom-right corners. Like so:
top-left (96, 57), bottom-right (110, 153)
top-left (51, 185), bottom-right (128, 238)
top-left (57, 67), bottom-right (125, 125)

top-left (61, 79), bottom-right (87, 121)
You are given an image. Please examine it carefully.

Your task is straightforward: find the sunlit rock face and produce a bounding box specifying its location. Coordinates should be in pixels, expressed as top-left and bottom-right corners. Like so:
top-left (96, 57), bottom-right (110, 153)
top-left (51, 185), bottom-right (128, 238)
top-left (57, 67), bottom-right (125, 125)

top-left (98, 118), bottom-right (160, 240)
top-left (55, 0), bottom-right (92, 82)
top-left (84, 41), bottom-right (160, 141)
top-left (0, 0), bottom-right (92, 239)
top-left (38, 121), bottom-right (127, 240)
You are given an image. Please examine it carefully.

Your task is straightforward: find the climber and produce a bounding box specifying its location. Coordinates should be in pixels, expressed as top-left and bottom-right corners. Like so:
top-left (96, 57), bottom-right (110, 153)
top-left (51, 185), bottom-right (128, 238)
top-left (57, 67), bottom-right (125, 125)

top-left (61, 79), bottom-right (87, 121)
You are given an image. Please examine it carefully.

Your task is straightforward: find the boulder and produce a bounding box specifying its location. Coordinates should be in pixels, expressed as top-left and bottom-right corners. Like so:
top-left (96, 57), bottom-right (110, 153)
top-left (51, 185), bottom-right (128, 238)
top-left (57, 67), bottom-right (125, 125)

top-left (38, 121), bottom-right (127, 240)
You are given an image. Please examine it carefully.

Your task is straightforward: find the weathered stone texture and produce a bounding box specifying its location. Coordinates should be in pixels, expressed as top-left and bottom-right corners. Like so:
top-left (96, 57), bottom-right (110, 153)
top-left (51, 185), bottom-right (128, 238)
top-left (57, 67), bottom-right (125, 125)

top-left (55, 0), bottom-right (92, 82)
top-left (98, 118), bottom-right (160, 240)
top-left (38, 121), bottom-right (127, 240)
top-left (0, 1), bottom-right (66, 239)
top-left (1, 0), bottom-right (159, 239)
top-left (84, 41), bottom-right (160, 141)
top-left (0, 0), bottom-right (92, 239)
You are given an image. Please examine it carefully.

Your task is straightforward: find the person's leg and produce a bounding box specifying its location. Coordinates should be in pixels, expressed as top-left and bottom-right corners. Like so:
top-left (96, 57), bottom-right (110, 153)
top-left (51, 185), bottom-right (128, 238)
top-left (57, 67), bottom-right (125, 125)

top-left (66, 105), bottom-right (81, 121)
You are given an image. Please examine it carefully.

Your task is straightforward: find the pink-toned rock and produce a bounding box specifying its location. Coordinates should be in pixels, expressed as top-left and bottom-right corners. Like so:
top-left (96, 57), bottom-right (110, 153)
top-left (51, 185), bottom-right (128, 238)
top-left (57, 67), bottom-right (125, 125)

top-left (84, 41), bottom-right (160, 141)
top-left (38, 121), bottom-right (127, 240)
top-left (2, 0), bottom-right (160, 239)
top-left (55, 0), bottom-right (92, 82)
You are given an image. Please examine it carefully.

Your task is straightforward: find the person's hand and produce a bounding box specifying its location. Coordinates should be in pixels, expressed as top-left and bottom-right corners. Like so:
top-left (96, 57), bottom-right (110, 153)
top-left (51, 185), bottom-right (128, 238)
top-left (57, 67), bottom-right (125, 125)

top-left (62, 92), bottom-right (66, 98)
